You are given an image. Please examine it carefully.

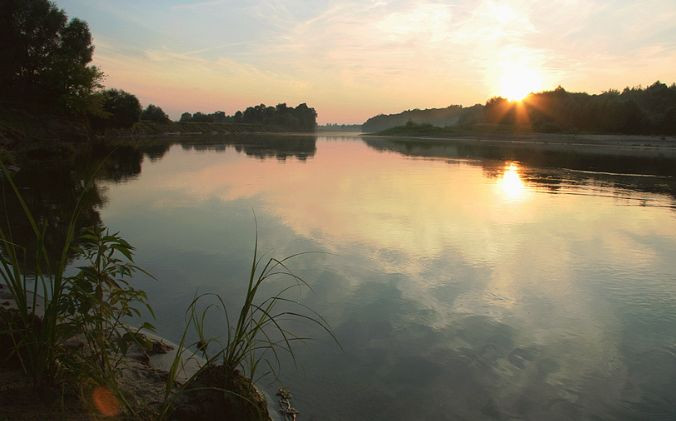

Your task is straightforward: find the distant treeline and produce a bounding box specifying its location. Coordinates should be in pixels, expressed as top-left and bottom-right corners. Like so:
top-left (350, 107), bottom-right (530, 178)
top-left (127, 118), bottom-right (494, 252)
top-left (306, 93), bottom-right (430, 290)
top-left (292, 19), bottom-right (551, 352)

top-left (318, 124), bottom-right (363, 131)
top-left (364, 82), bottom-right (676, 135)
top-left (362, 105), bottom-right (482, 132)
top-left (179, 103), bottom-right (317, 131)
top-left (485, 83), bottom-right (676, 135)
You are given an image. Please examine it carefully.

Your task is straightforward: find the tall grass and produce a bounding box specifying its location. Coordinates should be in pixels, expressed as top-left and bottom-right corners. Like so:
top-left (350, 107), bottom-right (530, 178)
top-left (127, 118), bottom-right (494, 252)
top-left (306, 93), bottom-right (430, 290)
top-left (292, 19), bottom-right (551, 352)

top-left (63, 226), bottom-right (155, 381)
top-left (0, 162), bottom-right (154, 401)
top-left (1, 160), bottom-right (339, 418)
top-left (157, 230), bottom-right (339, 419)
top-left (0, 161), bottom-right (87, 386)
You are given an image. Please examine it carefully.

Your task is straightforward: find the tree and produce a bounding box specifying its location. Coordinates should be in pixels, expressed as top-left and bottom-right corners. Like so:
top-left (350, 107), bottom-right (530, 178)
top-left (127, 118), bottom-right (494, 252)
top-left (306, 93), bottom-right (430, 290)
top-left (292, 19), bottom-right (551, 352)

top-left (191, 112), bottom-right (212, 122)
top-left (0, 0), bottom-right (103, 113)
top-left (140, 104), bottom-right (170, 123)
top-left (293, 103), bottom-right (318, 130)
top-left (90, 89), bottom-right (141, 131)
top-left (212, 111), bottom-right (227, 122)
top-left (179, 112), bottom-right (192, 122)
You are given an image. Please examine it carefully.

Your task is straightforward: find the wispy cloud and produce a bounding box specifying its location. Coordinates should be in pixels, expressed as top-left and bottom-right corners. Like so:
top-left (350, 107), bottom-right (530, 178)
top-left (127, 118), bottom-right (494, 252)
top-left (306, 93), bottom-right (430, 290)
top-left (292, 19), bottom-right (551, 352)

top-left (56, 0), bottom-right (676, 122)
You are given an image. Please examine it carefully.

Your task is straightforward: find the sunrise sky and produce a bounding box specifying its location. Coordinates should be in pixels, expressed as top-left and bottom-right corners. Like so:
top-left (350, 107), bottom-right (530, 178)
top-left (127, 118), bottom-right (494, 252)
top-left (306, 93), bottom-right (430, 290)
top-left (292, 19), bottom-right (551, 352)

top-left (55, 0), bottom-right (676, 123)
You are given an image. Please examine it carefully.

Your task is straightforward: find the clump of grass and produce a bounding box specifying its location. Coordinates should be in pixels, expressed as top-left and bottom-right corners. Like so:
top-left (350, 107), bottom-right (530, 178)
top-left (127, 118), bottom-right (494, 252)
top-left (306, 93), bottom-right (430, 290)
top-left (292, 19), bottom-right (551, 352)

top-left (62, 226), bottom-right (155, 384)
top-left (0, 161), bottom-right (155, 416)
top-left (2, 159), bottom-right (339, 419)
top-left (0, 160), bottom-right (85, 387)
top-left (157, 231), bottom-right (339, 419)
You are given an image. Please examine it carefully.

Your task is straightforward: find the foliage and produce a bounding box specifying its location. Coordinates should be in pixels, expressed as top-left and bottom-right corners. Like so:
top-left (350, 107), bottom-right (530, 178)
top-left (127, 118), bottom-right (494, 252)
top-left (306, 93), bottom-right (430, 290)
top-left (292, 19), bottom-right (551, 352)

top-left (318, 123), bottom-right (363, 131)
top-left (507, 83), bottom-right (663, 135)
top-left (178, 111), bottom-right (230, 123)
top-left (140, 104), bottom-right (170, 123)
top-left (90, 89), bottom-right (142, 131)
top-left (366, 81), bottom-right (676, 136)
top-left (362, 105), bottom-right (475, 132)
top-left (63, 226), bottom-right (154, 382)
top-left (0, 161), bottom-right (153, 409)
top-left (157, 233), bottom-right (338, 419)
top-left (179, 103), bottom-right (318, 130)
top-left (0, 161), bottom-right (88, 386)
top-left (234, 103), bottom-right (317, 131)
top-left (0, 0), bottom-right (103, 114)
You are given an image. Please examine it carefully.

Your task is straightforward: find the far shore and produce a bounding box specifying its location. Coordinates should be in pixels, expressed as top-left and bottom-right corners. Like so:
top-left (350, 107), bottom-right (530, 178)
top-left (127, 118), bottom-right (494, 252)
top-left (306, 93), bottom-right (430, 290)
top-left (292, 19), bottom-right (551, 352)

top-left (363, 130), bottom-right (676, 158)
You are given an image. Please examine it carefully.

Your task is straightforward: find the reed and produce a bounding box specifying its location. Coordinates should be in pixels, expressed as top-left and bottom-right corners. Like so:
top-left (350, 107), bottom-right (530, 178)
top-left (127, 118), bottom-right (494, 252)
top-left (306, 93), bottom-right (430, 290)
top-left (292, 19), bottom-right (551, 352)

top-left (157, 229), bottom-right (339, 419)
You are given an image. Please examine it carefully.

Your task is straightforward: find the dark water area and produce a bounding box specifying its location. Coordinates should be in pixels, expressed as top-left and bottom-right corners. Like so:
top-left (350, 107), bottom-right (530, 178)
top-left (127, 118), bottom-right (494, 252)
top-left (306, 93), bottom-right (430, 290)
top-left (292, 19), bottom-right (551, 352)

top-left (3, 133), bottom-right (676, 419)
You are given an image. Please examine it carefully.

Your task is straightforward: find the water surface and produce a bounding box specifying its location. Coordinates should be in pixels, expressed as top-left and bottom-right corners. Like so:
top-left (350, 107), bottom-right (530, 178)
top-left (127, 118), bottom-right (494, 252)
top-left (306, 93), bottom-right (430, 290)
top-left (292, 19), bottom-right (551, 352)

top-left (90, 134), bottom-right (676, 419)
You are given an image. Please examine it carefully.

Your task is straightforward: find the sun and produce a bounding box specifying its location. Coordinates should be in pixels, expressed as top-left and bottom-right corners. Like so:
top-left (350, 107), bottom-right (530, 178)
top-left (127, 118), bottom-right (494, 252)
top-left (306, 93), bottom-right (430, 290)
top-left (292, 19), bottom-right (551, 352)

top-left (499, 62), bottom-right (543, 101)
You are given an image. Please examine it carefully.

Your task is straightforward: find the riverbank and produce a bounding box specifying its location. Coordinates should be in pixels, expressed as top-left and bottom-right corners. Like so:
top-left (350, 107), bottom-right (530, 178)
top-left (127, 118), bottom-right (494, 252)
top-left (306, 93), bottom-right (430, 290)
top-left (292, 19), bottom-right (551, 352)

top-left (365, 128), bottom-right (676, 158)
top-left (0, 171), bottom-right (318, 420)
top-left (0, 304), bottom-right (272, 420)
top-left (0, 107), bottom-right (314, 154)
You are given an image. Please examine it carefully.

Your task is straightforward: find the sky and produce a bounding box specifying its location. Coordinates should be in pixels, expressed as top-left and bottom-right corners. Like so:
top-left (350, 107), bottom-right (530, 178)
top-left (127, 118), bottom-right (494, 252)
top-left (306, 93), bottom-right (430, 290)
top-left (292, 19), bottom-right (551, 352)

top-left (55, 0), bottom-right (676, 123)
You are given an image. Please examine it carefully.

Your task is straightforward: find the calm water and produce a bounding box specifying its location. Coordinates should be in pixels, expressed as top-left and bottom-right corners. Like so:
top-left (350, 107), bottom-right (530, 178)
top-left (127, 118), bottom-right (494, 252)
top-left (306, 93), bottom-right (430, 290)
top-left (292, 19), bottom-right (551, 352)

top-left (69, 135), bottom-right (676, 418)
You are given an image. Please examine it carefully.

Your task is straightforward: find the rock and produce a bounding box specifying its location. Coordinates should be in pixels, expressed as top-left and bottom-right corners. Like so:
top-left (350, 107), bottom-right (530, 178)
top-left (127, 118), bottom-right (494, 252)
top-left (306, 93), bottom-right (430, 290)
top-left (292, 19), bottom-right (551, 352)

top-left (170, 366), bottom-right (271, 421)
top-left (150, 339), bottom-right (174, 355)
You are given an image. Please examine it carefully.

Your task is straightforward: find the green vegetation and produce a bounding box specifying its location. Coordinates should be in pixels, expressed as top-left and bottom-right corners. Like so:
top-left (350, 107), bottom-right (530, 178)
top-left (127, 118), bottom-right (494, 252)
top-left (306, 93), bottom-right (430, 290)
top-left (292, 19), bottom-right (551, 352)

top-left (362, 105), bottom-right (482, 132)
top-left (141, 105), bottom-right (170, 124)
top-left (0, 0), bottom-right (102, 115)
top-left (484, 83), bottom-right (676, 134)
top-left (0, 162), bottom-right (155, 414)
top-left (63, 226), bottom-right (154, 384)
top-left (180, 103), bottom-right (318, 131)
top-left (0, 158), bottom-right (335, 418)
top-left (180, 110), bottom-right (230, 123)
top-left (364, 82), bottom-right (676, 136)
top-left (0, 0), bottom-right (138, 143)
top-left (318, 123), bottom-right (363, 131)
top-left (158, 237), bottom-right (338, 420)
top-left (90, 89), bottom-right (143, 131)
top-left (0, 0), bottom-right (317, 149)
top-left (0, 161), bottom-right (94, 388)
top-left (376, 121), bottom-right (453, 137)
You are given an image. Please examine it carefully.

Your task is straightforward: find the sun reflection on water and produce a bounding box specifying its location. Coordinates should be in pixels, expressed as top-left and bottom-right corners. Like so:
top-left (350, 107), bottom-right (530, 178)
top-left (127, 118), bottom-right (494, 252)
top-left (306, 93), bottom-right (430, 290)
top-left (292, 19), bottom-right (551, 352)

top-left (496, 163), bottom-right (528, 201)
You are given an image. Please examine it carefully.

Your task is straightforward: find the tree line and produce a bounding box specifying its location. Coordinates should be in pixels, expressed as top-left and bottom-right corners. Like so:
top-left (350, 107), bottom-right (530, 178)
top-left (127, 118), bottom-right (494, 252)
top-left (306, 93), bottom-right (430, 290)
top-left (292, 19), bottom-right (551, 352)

top-left (483, 83), bottom-right (676, 135)
top-left (362, 105), bottom-right (478, 132)
top-left (179, 103), bottom-right (317, 131)
top-left (363, 82), bottom-right (676, 135)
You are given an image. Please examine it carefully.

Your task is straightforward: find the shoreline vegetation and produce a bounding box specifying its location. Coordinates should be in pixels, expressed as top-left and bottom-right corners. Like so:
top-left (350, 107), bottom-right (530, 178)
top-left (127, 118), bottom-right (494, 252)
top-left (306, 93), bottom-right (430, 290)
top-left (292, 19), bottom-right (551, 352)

top-left (0, 158), bottom-right (333, 419)
top-left (366, 122), bottom-right (676, 156)
top-left (1, 1), bottom-right (330, 418)
top-left (362, 83), bottom-right (676, 136)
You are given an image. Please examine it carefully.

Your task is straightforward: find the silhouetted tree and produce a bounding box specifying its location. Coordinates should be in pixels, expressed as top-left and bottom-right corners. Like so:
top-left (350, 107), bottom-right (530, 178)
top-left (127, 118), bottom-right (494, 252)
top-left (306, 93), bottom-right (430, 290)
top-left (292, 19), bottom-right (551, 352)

top-left (90, 89), bottom-right (141, 130)
top-left (362, 105), bottom-right (470, 132)
top-left (178, 110), bottom-right (233, 123)
top-left (233, 103), bottom-right (316, 130)
top-left (212, 111), bottom-right (227, 122)
top-left (176, 104), bottom-right (317, 130)
top-left (191, 112), bottom-right (212, 122)
top-left (140, 104), bottom-right (169, 123)
top-left (0, 0), bottom-right (103, 113)
top-left (364, 82), bottom-right (676, 135)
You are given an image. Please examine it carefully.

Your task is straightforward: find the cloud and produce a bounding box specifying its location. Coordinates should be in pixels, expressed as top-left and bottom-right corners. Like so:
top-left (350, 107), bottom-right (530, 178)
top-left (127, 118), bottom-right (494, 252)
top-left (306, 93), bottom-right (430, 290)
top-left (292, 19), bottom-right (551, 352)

top-left (65, 0), bottom-right (676, 122)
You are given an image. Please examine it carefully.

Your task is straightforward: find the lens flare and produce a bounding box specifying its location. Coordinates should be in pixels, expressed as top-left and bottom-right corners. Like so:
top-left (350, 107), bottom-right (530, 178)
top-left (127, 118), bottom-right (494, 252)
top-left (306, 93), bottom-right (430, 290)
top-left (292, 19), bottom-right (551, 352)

top-left (92, 386), bottom-right (121, 417)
